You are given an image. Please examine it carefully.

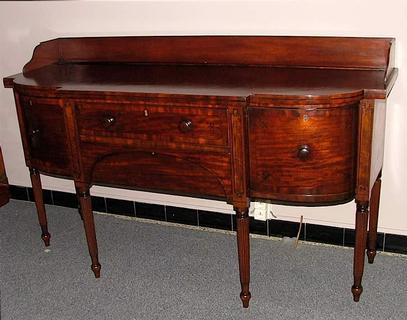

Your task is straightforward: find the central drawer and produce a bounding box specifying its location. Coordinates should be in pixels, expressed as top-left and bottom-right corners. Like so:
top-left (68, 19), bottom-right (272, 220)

top-left (75, 102), bottom-right (229, 149)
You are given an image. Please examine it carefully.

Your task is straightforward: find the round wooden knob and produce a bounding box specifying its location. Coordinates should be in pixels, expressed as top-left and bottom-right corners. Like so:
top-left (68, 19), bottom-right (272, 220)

top-left (297, 144), bottom-right (311, 160)
top-left (103, 116), bottom-right (116, 128)
top-left (179, 119), bottom-right (193, 133)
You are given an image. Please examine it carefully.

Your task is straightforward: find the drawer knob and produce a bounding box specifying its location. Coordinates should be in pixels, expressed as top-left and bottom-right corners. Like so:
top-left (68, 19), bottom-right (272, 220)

top-left (103, 116), bottom-right (116, 128)
top-left (179, 119), bottom-right (193, 133)
top-left (297, 144), bottom-right (311, 160)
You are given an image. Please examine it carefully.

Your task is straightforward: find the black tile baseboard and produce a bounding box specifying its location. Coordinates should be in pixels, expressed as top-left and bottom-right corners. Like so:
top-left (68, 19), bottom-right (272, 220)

top-left (135, 202), bottom-right (166, 221)
top-left (199, 210), bottom-right (233, 231)
top-left (344, 228), bottom-right (385, 251)
top-left (27, 188), bottom-right (53, 205)
top-left (9, 185), bottom-right (29, 201)
top-left (106, 198), bottom-right (135, 217)
top-left (306, 224), bottom-right (344, 246)
top-left (53, 191), bottom-right (78, 209)
top-left (383, 234), bottom-right (407, 254)
top-left (91, 196), bottom-right (107, 213)
top-left (166, 206), bottom-right (198, 226)
top-left (248, 217), bottom-right (268, 236)
top-left (8, 184), bottom-right (407, 255)
top-left (269, 219), bottom-right (304, 240)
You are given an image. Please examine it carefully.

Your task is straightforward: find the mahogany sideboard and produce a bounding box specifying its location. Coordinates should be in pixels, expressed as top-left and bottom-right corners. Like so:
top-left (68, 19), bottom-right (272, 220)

top-left (3, 36), bottom-right (398, 307)
top-left (0, 146), bottom-right (10, 206)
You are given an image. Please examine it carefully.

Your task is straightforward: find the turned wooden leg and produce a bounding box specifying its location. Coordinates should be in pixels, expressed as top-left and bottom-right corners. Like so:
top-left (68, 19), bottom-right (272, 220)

top-left (367, 178), bottom-right (381, 264)
top-left (235, 207), bottom-right (251, 308)
top-left (75, 183), bottom-right (101, 278)
top-left (29, 168), bottom-right (51, 246)
top-left (352, 201), bottom-right (369, 302)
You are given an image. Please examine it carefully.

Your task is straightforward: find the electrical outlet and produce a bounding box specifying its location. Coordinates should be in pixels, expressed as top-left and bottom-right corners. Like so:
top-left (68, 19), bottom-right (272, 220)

top-left (249, 202), bottom-right (270, 221)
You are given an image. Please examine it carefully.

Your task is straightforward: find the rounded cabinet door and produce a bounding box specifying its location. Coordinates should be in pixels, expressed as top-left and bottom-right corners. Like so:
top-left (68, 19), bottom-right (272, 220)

top-left (248, 103), bottom-right (358, 204)
top-left (20, 96), bottom-right (72, 176)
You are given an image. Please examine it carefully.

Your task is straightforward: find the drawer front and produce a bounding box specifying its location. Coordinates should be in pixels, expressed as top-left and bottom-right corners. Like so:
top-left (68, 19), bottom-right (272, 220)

top-left (80, 143), bottom-right (232, 199)
top-left (249, 104), bottom-right (358, 203)
top-left (76, 102), bottom-right (228, 149)
top-left (20, 96), bottom-right (72, 175)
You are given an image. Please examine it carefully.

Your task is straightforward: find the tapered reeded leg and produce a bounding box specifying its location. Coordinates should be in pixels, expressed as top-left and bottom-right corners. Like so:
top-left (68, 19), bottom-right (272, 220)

top-left (75, 187), bottom-right (84, 221)
top-left (75, 183), bottom-right (101, 278)
top-left (29, 168), bottom-right (51, 246)
top-left (235, 207), bottom-right (251, 308)
top-left (352, 201), bottom-right (369, 302)
top-left (367, 178), bottom-right (382, 264)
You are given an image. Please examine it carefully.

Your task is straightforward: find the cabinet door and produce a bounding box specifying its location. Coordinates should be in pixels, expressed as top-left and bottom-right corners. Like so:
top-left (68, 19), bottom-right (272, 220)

top-left (248, 104), bottom-right (358, 204)
top-left (20, 97), bottom-right (72, 176)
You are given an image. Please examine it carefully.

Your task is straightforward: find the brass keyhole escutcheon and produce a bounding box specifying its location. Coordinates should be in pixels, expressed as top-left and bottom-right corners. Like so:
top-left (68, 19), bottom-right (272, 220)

top-left (103, 116), bottom-right (116, 128)
top-left (179, 119), bottom-right (193, 133)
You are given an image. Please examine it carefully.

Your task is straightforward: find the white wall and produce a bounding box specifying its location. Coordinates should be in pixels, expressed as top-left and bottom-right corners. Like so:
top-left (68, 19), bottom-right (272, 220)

top-left (0, 1), bottom-right (406, 234)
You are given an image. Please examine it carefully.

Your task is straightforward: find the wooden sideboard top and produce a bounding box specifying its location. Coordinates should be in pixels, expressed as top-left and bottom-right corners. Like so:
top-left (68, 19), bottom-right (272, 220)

top-left (3, 36), bottom-right (398, 101)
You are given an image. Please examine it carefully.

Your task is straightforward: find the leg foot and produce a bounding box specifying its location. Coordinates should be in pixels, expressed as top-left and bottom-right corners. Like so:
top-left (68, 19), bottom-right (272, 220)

top-left (351, 285), bottom-right (363, 302)
top-left (91, 263), bottom-right (101, 278)
top-left (352, 201), bottom-right (369, 302)
top-left (367, 250), bottom-right (376, 264)
top-left (235, 207), bottom-right (251, 308)
top-left (41, 228), bottom-right (51, 247)
top-left (240, 291), bottom-right (251, 308)
top-left (30, 168), bottom-right (51, 247)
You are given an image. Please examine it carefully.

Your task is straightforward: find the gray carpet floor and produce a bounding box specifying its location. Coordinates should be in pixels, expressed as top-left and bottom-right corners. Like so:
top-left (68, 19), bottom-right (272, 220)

top-left (1, 200), bottom-right (406, 320)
